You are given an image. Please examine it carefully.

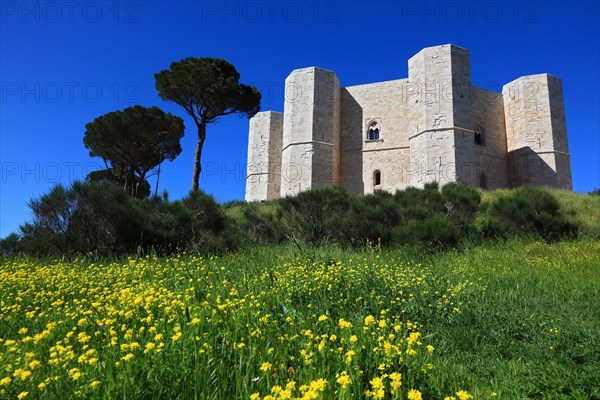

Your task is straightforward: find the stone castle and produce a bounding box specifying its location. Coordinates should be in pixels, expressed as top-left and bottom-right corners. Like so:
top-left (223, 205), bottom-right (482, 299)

top-left (245, 44), bottom-right (572, 201)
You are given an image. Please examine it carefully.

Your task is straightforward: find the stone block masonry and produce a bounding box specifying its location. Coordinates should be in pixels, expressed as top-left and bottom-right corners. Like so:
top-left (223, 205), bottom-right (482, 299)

top-left (246, 44), bottom-right (572, 201)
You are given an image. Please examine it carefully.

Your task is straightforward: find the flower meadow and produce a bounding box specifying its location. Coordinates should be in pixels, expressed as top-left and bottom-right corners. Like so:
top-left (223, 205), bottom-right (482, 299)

top-left (1, 240), bottom-right (599, 399)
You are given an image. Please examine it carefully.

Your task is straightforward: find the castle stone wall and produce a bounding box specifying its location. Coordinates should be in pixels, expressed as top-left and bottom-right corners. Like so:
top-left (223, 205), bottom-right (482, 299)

top-left (280, 67), bottom-right (340, 197)
top-left (245, 111), bottom-right (283, 201)
top-left (407, 44), bottom-right (475, 187)
top-left (340, 79), bottom-right (411, 195)
top-left (471, 87), bottom-right (509, 189)
top-left (245, 45), bottom-right (572, 201)
top-left (503, 74), bottom-right (572, 189)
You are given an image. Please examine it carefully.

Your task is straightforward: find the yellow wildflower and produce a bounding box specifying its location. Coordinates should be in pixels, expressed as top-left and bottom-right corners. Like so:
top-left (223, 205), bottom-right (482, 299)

top-left (456, 390), bottom-right (473, 400)
top-left (171, 332), bottom-right (182, 342)
top-left (336, 371), bottom-right (351, 389)
top-left (338, 318), bottom-right (352, 329)
top-left (370, 376), bottom-right (384, 390)
top-left (389, 372), bottom-right (402, 391)
top-left (309, 378), bottom-right (327, 391)
top-left (345, 350), bottom-right (355, 364)
top-left (271, 385), bottom-right (282, 395)
top-left (260, 362), bottom-right (272, 372)
top-left (14, 370), bottom-right (32, 381)
top-left (367, 376), bottom-right (385, 399)
top-left (69, 368), bottom-right (82, 380)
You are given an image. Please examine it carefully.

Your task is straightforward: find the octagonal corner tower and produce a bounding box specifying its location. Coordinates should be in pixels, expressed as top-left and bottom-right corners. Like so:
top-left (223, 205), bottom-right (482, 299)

top-left (280, 67), bottom-right (341, 197)
top-left (245, 111), bottom-right (283, 202)
top-left (502, 73), bottom-right (572, 190)
top-left (407, 44), bottom-right (476, 188)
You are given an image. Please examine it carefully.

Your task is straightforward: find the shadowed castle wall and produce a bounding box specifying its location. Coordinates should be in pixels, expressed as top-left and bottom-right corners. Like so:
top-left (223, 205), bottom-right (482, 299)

top-left (471, 87), bottom-right (509, 189)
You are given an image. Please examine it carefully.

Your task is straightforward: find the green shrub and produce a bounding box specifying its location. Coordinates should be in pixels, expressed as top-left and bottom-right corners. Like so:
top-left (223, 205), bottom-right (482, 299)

top-left (0, 233), bottom-right (21, 257)
top-left (484, 186), bottom-right (578, 241)
top-left (13, 182), bottom-right (229, 256)
top-left (239, 203), bottom-right (285, 245)
top-left (174, 190), bottom-right (229, 252)
top-left (393, 214), bottom-right (459, 248)
top-left (277, 187), bottom-right (351, 247)
top-left (441, 182), bottom-right (481, 231)
top-left (6, 180), bottom-right (583, 256)
top-left (347, 189), bottom-right (399, 246)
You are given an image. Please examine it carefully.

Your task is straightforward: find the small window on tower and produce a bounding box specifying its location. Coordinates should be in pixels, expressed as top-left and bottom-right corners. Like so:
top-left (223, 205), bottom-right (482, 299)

top-left (367, 120), bottom-right (381, 141)
top-left (373, 170), bottom-right (381, 187)
top-left (474, 123), bottom-right (485, 145)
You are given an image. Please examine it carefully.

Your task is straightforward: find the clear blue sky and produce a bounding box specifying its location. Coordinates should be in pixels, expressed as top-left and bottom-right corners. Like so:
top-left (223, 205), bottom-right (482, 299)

top-left (1, 0), bottom-right (599, 238)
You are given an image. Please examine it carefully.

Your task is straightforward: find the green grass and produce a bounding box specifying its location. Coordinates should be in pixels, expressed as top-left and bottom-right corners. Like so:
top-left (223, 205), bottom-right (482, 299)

top-left (1, 239), bottom-right (599, 399)
top-left (480, 188), bottom-right (600, 238)
top-left (423, 240), bottom-right (600, 399)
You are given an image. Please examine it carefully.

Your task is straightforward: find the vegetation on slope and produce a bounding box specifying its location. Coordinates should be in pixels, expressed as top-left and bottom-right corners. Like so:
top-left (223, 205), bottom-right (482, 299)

top-left (0, 240), bottom-right (598, 399)
top-left (3, 182), bottom-right (596, 257)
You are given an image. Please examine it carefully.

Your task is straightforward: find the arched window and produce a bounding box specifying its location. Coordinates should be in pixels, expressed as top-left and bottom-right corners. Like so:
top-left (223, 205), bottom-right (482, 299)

top-left (367, 120), bottom-right (381, 141)
top-left (479, 172), bottom-right (488, 189)
top-left (373, 170), bottom-right (381, 187)
top-left (474, 123), bottom-right (485, 145)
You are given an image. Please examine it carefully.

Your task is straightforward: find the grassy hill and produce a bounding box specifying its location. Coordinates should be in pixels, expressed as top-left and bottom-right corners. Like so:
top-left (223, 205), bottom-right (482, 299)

top-left (1, 239), bottom-right (599, 399)
top-left (1, 184), bottom-right (599, 398)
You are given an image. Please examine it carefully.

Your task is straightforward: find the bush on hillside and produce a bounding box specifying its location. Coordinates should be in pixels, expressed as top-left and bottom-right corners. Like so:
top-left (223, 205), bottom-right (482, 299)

top-left (6, 181), bottom-right (228, 256)
top-left (346, 189), bottom-right (399, 247)
top-left (481, 186), bottom-right (578, 241)
top-left (277, 187), bottom-right (352, 247)
top-left (440, 182), bottom-right (481, 232)
top-left (2, 181), bottom-right (581, 257)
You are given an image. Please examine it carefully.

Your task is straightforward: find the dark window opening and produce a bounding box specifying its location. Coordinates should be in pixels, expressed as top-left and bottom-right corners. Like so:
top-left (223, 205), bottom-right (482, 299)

top-left (367, 121), bottom-right (381, 141)
top-left (474, 124), bottom-right (485, 145)
top-left (368, 127), bottom-right (380, 141)
top-left (373, 170), bottom-right (381, 186)
top-left (479, 173), bottom-right (487, 189)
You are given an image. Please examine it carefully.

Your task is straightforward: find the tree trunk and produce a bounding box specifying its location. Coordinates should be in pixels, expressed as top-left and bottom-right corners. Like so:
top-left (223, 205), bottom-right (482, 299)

top-left (155, 162), bottom-right (161, 196)
top-left (191, 122), bottom-right (207, 192)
